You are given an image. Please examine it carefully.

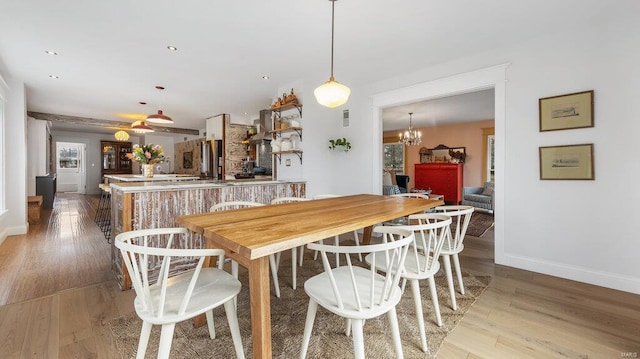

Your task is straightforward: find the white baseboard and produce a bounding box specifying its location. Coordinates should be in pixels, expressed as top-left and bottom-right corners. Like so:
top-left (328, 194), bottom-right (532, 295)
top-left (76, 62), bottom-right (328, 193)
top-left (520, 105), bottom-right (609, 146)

top-left (499, 253), bottom-right (640, 295)
top-left (0, 224), bottom-right (28, 247)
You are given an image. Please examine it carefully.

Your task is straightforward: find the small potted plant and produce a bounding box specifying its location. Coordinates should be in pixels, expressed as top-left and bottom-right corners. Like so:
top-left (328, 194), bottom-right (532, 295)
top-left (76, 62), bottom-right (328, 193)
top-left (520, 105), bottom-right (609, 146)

top-left (329, 138), bottom-right (351, 152)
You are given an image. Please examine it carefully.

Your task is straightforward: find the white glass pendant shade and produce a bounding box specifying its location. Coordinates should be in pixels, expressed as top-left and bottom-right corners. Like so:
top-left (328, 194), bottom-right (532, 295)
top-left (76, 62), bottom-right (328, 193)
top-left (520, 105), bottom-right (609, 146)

top-left (315, 0), bottom-right (350, 108)
top-left (314, 77), bottom-right (351, 108)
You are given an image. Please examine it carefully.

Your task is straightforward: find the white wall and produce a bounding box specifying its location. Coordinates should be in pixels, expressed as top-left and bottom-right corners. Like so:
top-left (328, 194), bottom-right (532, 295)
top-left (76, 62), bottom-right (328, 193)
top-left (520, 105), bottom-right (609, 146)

top-left (315, 7), bottom-right (638, 293)
top-left (27, 117), bottom-right (49, 195)
top-left (143, 134), bottom-right (176, 173)
top-left (3, 78), bottom-right (28, 237)
top-left (52, 131), bottom-right (143, 195)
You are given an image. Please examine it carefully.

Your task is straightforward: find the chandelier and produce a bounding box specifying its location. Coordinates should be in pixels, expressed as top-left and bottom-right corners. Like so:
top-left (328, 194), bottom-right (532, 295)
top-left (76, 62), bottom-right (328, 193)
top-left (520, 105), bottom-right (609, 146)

top-left (399, 112), bottom-right (422, 146)
top-left (314, 0), bottom-right (351, 108)
top-left (114, 130), bottom-right (129, 141)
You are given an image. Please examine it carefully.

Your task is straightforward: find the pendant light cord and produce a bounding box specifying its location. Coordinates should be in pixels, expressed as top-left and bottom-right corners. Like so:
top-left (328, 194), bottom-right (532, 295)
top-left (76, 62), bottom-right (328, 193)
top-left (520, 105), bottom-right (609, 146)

top-left (330, 0), bottom-right (335, 80)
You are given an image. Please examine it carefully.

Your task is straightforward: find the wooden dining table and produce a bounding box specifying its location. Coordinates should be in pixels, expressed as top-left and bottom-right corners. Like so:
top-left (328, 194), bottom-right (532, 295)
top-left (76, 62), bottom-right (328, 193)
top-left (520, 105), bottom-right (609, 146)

top-left (176, 193), bottom-right (443, 358)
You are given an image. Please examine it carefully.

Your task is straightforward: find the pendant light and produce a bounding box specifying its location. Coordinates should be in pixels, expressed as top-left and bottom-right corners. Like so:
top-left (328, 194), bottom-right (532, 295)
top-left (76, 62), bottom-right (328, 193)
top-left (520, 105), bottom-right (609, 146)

top-left (146, 86), bottom-right (174, 124)
top-left (131, 120), bottom-right (154, 133)
top-left (114, 130), bottom-right (129, 141)
top-left (399, 112), bottom-right (422, 146)
top-left (314, 0), bottom-right (351, 108)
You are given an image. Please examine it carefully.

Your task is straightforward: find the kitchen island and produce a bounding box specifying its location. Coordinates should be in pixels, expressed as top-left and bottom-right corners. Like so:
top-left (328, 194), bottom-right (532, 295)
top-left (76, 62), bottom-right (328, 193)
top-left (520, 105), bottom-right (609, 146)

top-left (110, 179), bottom-right (305, 289)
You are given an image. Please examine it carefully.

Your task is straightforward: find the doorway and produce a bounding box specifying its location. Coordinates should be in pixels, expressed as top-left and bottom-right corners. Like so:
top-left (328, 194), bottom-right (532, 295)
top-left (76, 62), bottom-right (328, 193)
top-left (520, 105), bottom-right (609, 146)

top-left (56, 142), bottom-right (86, 194)
top-left (371, 63), bottom-right (508, 264)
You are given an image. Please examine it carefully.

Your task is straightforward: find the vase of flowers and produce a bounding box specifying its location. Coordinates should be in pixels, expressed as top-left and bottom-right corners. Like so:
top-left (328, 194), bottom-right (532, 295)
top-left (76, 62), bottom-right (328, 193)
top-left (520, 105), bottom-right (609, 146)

top-left (126, 144), bottom-right (165, 178)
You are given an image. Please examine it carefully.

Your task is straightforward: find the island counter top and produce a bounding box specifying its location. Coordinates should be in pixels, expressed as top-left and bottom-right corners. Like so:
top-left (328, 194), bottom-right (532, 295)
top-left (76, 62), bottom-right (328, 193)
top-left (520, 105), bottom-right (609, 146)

top-left (104, 174), bottom-right (201, 182)
top-left (109, 179), bottom-right (302, 192)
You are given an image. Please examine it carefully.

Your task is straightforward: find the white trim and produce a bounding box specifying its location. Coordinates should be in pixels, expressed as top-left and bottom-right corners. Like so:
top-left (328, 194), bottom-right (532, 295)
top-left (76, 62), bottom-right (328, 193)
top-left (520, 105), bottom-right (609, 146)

top-left (0, 223), bottom-right (28, 246)
top-left (503, 253), bottom-right (640, 295)
top-left (371, 63), bottom-right (509, 269)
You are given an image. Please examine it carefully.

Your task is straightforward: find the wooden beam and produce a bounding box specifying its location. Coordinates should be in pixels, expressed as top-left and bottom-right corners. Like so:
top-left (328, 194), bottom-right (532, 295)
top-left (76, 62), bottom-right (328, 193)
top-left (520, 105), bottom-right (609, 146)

top-left (28, 111), bottom-right (200, 136)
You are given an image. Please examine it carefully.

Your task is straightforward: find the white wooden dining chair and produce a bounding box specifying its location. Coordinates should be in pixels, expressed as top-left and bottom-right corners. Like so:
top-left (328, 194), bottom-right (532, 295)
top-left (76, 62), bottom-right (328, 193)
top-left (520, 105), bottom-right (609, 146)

top-left (299, 226), bottom-right (414, 359)
top-left (114, 227), bottom-right (245, 359)
top-left (270, 196), bottom-right (311, 290)
top-left (434, 205), bottom-right (474, 311)
top-left (387, 193), bottom-right (433, 225)
top-left (313, 194), bottom-right (363, 265)
top-left (366, 213), bottom-right (452, 353)
top-left (210, 201), bottom-right (284, 298)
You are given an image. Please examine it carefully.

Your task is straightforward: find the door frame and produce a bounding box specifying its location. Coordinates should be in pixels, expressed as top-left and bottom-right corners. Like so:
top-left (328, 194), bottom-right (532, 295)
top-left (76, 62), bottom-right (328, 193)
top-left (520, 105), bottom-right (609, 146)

top-left (56, 141), bottom-right (86, 194)
top-left (371, 63), bottom-right (508, 264)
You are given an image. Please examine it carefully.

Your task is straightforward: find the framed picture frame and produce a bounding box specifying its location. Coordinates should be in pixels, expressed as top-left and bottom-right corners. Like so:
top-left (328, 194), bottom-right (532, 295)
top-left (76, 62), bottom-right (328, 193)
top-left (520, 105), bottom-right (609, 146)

top-left (539, 90), bottom-right (594, 132)
top-left (539, 144), bottom-right (594, 180)
top-left (422, 144), bottom-right (466, 163)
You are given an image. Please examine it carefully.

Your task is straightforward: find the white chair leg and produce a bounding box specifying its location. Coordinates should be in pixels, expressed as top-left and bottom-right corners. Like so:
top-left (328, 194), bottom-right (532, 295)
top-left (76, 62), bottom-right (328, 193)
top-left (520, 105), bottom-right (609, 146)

top-left (400, 278), bottom-right (407, 293)
top-left (136, 321), bottom-right (153, 359)
top-left (299, 299), bottom-right (318, 359)
top-left (410, 279), bottom-right (428, 352)
top-left (298, 245), bottom-right (304, 266)
top-left (157, 323), bottom-right (176, 359)
top-left (231, 260), bottom-right (239, 279)
top-left (351, 319), bottom-right (365, 359)
top-left (275, 252), bottom-right (281, 270)
top-left (442, 254), bottom-right (458, 310)
top-left (224, 300), bottom-right (246, 359)
top-left (205, 309), bottom-right (216, 339)
top-left (345, 318), bottom-right (351, 336)
top-left (269, 254), bottom-right (281, 298)
top-left (292, 248), bottom-right (297, 290)
top-left (334, 235), bottom-right (340, 267)
top-left (427, 276), bottom-right (443, 327)
top-left (387, 308), bottom-right (404, 359)
top-left (352, 230), bottom-right (363, 261)
top-left (452, 253), bottom-right (465, 295)
top-left (314, 239), bottom-right (324, 260)
top-left (232, 260), bottom-right (239, 307)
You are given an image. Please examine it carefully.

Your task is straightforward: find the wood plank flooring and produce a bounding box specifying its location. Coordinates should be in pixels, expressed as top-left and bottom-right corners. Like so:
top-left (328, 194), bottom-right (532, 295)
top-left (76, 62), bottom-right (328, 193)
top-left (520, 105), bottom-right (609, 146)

top-left (0, 194), bottom-right (638, 358)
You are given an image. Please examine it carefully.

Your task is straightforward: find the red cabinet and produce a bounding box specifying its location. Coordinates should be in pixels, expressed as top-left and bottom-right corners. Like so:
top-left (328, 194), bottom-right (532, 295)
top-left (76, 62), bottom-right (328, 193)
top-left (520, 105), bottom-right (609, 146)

top-left (414, 163), bottom-right (463, 204)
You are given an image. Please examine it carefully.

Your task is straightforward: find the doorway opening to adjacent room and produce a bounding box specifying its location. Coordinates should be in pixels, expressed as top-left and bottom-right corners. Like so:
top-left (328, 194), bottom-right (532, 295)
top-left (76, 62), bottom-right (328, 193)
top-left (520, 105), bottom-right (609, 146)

top-left (56, 141), bottom-right (86, 194)
top-left (371, 63), bottom-right (508, 264)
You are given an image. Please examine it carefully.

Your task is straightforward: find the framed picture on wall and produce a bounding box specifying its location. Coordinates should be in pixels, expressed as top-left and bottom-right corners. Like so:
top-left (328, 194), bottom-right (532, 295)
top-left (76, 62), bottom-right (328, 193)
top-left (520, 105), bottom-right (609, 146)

top-left (539, 143), bottom-right (594, 180)
top-left (539, 90), bottom-right (594, 132)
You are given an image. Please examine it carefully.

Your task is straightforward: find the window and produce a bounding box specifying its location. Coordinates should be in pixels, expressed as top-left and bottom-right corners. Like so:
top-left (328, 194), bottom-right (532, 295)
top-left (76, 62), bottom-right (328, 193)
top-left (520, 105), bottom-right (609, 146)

top-left (58, 146), bottom-right (79, 169)
top-left (481, 128), bottom-right (495, 183)
top-left (383, 142), bottom-right (405, 174)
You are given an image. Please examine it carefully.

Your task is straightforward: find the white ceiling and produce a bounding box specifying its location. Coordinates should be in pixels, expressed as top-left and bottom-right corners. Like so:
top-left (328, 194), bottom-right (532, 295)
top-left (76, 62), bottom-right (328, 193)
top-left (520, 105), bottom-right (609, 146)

top-left (0, 0), bottom-right (612, 134)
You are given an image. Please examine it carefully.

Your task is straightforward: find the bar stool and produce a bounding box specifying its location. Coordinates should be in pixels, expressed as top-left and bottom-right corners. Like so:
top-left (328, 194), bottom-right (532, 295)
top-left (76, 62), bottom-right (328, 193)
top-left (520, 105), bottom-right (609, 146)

top-left (96, 184), bottom-right (112, 242)
top-left (94, 184), bottom-right (108, 224)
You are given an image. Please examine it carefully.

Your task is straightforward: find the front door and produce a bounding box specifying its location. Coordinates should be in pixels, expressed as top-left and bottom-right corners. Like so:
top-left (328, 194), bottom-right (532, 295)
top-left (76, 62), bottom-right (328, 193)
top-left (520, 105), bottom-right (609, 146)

top-left (56, 142), bottom-right (86, 194)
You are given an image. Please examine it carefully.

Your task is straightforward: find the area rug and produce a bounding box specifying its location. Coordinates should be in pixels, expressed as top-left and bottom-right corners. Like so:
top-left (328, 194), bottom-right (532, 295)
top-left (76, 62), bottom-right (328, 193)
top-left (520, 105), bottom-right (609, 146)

top-left (110, 252), bottom-right (491, 358)
top-left (465, 212), bottom-right (494, 237)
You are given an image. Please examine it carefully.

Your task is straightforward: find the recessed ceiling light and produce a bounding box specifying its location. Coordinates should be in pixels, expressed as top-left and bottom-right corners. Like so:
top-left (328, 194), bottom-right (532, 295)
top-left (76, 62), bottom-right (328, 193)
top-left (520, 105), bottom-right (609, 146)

top-left (167, 46), bottom-right (178, 51)
top-left (262, 76), bottom-right (270, 80)
top-left (139, 101), bottom-right (147, 105)
top-left (48, 74), bottom-right (59, 79)
top-left (243, 112), bottom-right (248, 115)
top-left (45, 50), bottom-right (58, 55)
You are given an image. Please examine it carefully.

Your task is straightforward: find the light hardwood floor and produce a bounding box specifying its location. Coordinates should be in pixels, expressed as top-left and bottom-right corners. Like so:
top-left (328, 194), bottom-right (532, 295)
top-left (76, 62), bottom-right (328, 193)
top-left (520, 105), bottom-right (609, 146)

top-left (0, 194), bottom-right (638, 358)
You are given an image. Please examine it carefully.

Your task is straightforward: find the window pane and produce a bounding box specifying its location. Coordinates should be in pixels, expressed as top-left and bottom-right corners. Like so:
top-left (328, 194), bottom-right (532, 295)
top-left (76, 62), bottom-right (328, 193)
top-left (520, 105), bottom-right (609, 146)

top-left (383, 143), bottom-right (404, 173)
top-left (59, 147), bottom-right (79, 168)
